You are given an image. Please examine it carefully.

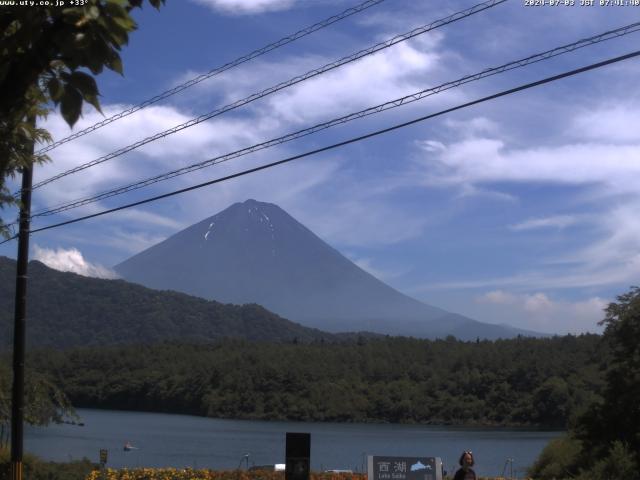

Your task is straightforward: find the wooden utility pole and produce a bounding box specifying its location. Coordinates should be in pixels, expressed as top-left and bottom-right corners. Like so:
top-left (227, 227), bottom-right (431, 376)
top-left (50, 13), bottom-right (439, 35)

top-left (11, 135), bottom-right (34, 480)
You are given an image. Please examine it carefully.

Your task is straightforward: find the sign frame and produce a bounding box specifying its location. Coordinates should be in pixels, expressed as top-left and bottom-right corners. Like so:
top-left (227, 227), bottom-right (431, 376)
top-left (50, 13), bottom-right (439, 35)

top-left (367, 456), bottom-right (442, 480)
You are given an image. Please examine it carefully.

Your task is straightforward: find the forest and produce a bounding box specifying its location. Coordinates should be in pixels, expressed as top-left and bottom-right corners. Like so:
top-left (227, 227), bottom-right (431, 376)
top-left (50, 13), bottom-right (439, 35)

top-left (0, 257), bottom-right (334, 348)
top-left (18, 334), bottom-right (605, 428)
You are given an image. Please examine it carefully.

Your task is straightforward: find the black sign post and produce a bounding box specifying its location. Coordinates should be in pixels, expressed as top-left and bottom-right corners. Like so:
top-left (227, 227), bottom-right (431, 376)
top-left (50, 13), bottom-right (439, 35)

top-left (367, 456), bottom-right (443, 480)
top-left (285, 432), bottom-right (310, 480)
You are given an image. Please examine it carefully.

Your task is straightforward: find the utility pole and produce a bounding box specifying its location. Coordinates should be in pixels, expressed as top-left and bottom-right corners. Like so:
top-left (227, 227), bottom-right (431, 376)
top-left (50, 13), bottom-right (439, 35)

top-left (11, 122), bottom-right (34, 480)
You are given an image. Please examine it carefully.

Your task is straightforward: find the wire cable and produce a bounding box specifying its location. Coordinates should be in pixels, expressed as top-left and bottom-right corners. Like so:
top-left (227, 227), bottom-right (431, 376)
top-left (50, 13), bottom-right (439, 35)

top-left (34, 0), bottom-right (387, 156)
top-left (26, 0), bottom-right (507, 193)
top-left (28, 21), bottom-right (640, 219)
top-left (0, 48), bottom-right (635, 245)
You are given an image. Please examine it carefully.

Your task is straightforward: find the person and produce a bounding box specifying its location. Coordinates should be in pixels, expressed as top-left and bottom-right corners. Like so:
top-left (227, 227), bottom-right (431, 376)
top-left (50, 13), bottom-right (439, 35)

top-left (453, 451), bottom-right (476, 480)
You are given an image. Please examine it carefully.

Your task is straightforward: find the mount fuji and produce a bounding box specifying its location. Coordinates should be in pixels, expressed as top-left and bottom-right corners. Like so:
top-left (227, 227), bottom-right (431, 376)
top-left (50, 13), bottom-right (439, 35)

top-left (115, 199), bottom-right (539, 340)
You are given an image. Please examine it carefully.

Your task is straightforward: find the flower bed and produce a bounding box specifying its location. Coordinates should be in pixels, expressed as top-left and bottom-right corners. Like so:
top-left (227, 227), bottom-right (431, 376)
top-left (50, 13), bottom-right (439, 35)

top-left (86, 469), bottom-right (367, 480)
top-left (85, 469), bottom-right (530, 480)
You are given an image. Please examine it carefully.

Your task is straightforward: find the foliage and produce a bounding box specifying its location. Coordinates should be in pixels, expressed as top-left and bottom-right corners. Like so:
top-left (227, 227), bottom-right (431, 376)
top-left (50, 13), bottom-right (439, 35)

top-left (0, 0), bottom-right (164, 238)
top-left (82, 469), bottom-right (522, 480)
top-left (527, 435), bottom-right (582, 479)
top-left (0, 257), bottom-right (334, 347)
top-left (0, 362), bottom-right (77, 448)
top-left (530, 287), bottom-right (640, 478)
top-left (575, 286), bottom-right (640, 467)
top-left (85, 469), bottom-right (368, 480)
top-left (25, 333), bottom-right (605, 428)
top-left (0, 445), bottom-right (95, 480)
top-left (573, 441), bottom-right (638, 480)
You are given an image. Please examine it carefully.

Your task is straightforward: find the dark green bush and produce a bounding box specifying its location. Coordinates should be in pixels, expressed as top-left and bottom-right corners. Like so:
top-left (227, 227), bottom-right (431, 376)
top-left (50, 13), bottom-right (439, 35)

top-left (575, 441), bottom-right (638, 480)
top-left (527, 435), bottom-right (582, 479)
top-left (0, 446), bottom-right (96, 480)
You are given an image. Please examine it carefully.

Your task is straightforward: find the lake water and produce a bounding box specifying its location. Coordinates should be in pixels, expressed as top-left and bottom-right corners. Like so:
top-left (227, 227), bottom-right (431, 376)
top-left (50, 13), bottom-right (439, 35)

top-left (25, 409), bottom-right (561, 478)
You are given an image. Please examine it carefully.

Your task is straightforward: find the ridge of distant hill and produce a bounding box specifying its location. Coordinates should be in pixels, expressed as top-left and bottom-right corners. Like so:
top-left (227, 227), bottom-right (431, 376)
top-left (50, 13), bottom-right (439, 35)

top-left (116, 199), bottom-right (542, 340)
top-left (0, 256), bottom-right (335, 348)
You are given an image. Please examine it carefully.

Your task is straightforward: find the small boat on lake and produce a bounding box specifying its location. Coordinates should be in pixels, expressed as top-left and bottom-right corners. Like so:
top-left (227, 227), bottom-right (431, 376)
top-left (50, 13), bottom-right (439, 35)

top-left (124, 441), bottom-right (138, 451)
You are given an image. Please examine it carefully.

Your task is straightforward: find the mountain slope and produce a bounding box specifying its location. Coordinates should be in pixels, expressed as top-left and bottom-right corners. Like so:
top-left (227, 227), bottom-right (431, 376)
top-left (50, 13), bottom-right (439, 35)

top-left (115, 199), bottom-right (539, 340)
top-left (0, 256), bottom-right (334, 348)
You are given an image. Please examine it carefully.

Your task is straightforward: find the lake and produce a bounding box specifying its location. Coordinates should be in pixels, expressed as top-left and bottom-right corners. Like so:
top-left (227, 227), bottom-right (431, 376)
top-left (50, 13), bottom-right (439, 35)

top-left (25, 409), bottom-right (561, 478)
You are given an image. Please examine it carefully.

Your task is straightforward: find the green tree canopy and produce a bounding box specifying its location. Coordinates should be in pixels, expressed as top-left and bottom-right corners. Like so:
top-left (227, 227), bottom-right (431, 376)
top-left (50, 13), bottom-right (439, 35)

top-left (578, 286), bottom-right (640, 466)
top-left (0, 362), bottom-right (76, 449)
top-left (0, 0), bottom-right (164, 237)
top-left (531, 286), bottom-right (640, 479)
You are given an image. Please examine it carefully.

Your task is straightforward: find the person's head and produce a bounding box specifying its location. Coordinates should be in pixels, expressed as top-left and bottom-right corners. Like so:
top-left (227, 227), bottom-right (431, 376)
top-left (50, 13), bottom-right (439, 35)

top-left (458, 451), bottom-right (474, 469)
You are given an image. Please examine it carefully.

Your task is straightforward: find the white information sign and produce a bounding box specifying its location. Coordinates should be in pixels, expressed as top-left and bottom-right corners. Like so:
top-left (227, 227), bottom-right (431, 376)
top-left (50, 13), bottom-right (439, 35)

top-left (367, 456), bottom-right (443, 480)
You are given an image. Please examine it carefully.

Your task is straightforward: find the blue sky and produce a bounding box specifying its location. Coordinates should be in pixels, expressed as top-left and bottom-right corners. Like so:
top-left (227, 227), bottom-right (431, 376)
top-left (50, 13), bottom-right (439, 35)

top-left (2, 0), bottom-right (640, 334)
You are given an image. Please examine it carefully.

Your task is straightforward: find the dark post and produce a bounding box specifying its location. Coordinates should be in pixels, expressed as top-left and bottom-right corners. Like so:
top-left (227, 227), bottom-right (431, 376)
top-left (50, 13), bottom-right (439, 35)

top-left (11, 154), bottom-right (34, 480)
top-left (285, 432), bottom-right (311, 480)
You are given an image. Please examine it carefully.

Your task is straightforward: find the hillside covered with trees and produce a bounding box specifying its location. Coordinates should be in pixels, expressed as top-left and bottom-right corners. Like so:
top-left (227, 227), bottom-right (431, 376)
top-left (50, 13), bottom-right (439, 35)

top-left (23, 334), bottom-right (605, 428)
top-left (0, 257), bottom-right (334, 347)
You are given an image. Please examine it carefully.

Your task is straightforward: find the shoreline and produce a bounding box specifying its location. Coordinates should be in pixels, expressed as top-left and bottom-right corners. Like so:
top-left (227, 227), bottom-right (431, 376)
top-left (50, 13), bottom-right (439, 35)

top-left (68, 406), bottom-right (566, 432)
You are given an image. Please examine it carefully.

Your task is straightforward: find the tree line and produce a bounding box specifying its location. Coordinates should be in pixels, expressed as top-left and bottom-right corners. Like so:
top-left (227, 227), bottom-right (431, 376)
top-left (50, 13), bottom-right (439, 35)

top-left (19, 333), bottom-right (606, 428)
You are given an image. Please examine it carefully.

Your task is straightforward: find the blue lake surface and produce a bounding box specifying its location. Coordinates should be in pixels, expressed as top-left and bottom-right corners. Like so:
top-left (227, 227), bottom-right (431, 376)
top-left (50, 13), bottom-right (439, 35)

top-left (25, 408), bottom-right (561, 478)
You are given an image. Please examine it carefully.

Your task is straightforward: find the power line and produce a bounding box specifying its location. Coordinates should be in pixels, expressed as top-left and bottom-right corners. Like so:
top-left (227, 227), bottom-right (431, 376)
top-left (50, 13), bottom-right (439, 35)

top-left (0, 48), bottom-right (635, 245)
top-left (26, 0), bottom-right (507, 193)
top-left (34, 0), bottom-right (387, 156)
top-left (28, 21), bottom-right (640, 219)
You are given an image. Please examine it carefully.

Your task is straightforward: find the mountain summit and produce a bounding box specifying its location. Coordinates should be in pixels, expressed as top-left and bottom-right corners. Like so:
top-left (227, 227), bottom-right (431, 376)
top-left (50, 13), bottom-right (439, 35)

top-left (115, 199), bottom-right (536, 339)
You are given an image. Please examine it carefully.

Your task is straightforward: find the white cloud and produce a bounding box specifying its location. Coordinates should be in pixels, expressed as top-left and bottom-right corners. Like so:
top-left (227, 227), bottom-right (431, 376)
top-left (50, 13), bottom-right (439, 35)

top-left (419, 102), bottom-right (640, 197)
top-left (114, 209), bottom-right (187, 230)
top-left (409, 99), bottom-right (640, 295)
top-left (349, 256), bottom-right (408, 281)
top-left (263, 40), bottom-right (447, 126)
top-left (560, 204), bottom-right (640, 273)
top-left (413, 204), bottom-right (640, 292)
top-left (571, 104), bottom-right (640, 143)
top-left (476, 290), bottom-right (607, 334)
top-left (478, 290), bottom-right (517, 305)
top-left (509, 214), bottom-right (583, 231)
top-left (444, 117), bottom-right (500, 137)
top-left (190, 0), bottom-right (294, 15)
top-left (455, 184), bottom-right (518, 203)
top-left (33, 103), bottom-right (270, 217)
top-left (420, 138), bottom-right (640, 193)
top-left (174, 31), bottom-right (454, 129)
top-left (33, 245), bottom-right (118, 279)
top-left (524, 292), bottom-right (553, 313)
top-left (419, 140), bottom-right (446, 153)
top-left (34, 28), bottom-right (450, 228)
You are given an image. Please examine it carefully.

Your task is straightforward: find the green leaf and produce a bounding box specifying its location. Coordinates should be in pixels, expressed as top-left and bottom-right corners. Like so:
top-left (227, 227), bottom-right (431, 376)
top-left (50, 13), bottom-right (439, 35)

top-left (104, 1), bottom-right (129, 20)
top-left (74, 32), bottom-right (91, 48)
top-left (84, 40), bottom-right (109, 74)
top-left (18, 124), bottom-right (32, 142)
top-left (61, 7), bottom-right (83, 20)
top-left (47, 77), bottom-right (63, 103)
top-left (87, 5), bottom-right (100, 20)
top-left (69, 71), bottom-right (97, 96)
top-left (103, 17), bottom-right (130, 45)
top-left (59, 86), bottom-right (83, 128)
top-left (69, 71), bottom-right (102, 114)
top-left (110, 14), bottom-right (136, 31)
top-left (106, 50), bottom-right (123, 75)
